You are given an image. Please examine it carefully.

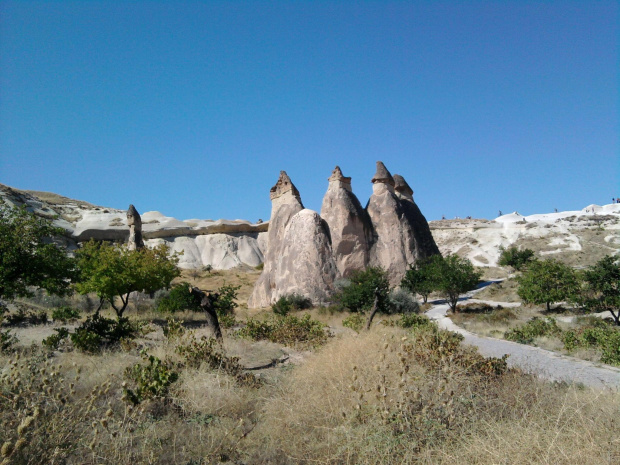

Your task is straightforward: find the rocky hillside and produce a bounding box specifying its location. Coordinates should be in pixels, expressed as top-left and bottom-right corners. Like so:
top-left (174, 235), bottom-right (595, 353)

top-left (2, 182), bottom-right (618, 271)
top-left (430, 204), bottom-right (620, 268)
top-left (0, 183), bottom-right (267, 270)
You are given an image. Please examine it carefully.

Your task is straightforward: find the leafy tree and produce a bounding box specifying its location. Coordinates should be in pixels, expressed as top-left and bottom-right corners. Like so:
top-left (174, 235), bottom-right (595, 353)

top-left (401, 256), bottom-right (441, 303)
top-left (435, 254), bottom-right (482, 313)
top-left (75, 240), bottom-right (180, 318)
top-left (582, 256), bottom-right (620, 325)
top-left (332, 267), bottom-right (390, 313)
top-left (498, 246), bottom-right (535, 271)
top-left (517, 259), bottom-right (579, 312)
top-left (0, 203), bottom-right (77, 300)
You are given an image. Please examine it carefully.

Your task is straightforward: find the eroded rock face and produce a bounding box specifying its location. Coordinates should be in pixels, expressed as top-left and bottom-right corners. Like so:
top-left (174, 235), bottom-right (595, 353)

top-left (273, 209), bottom-right (338, 304)
top-left (248, 171), bottom-right (304, 308)
top-left (394, 174), bottom-right (441, 260)
top-left (366, 162), bottom-right (412, 284)
top-left (320, 166), bottom-right (373, 277)
top-left (127, 204), bottom-right (144, 250)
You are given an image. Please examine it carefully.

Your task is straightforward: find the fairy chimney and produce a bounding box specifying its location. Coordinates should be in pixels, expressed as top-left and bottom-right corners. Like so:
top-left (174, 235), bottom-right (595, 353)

top-left (127, 204), bottom-right (144, 250)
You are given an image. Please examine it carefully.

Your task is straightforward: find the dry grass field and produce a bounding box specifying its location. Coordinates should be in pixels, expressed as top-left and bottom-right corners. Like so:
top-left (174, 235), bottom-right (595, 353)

top-left (1, 268), bottom-right (619, 464)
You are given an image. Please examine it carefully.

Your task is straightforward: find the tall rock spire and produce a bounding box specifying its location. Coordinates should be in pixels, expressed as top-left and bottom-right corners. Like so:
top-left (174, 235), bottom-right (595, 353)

top-left (248, 171), bottom-right (304, 308)
top-left (320, 166), bottom-right (372, 277)
top-left (126, 204), bottom-right (144, 250)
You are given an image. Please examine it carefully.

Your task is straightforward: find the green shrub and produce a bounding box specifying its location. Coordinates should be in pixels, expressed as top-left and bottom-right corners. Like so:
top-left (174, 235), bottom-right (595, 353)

top-left (272, 293), bottom-right (312, 316)
top-left (163, 317), bottom-right (186, 341)
top-left (498, 246), bottom-right (535, 271)
top-left (396, 313), bottom-right (433, 329)
top-left (213, 284), bottom-right (241, 315)
top-left (124, 352), bottom-right (179, 404)
top-left (0, 329), bottom-right (17, 353)
top-left (561, 320), bottom-right (620, 366)
top-left (239, 314), bottom-right (327, 347)
top-left (69, 313), bottom-right (137, 353)
top-left (332, 267), bottom-right (390, 313)
top-left (156, 282), bottom-right (200, 313)
top-left (217, 312), bottom-right (237, 328)
top-left (4, 307), bottom-right (48, 326)
top-left (387, 289), bottom-right (420, 314)
top-left (51, 306), bottom-right (81, 322)
top-left (504, 317), bottom-right (562, 344)
top-left (342, 313), bottom-right (366, 332)
top-left (42, 327), bottom-right (69, 350)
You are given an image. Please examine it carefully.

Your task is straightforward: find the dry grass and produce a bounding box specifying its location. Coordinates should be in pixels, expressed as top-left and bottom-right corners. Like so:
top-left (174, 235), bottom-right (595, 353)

top-left (3, 293), bottom-right (620, 464)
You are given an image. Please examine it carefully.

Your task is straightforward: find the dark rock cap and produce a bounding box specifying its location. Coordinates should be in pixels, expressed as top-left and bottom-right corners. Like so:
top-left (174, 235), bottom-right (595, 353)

top-left (328, 166), bottom-right (352, 185)
top-left (127, 204), bottom-right (141, 226)
top-left (270, 171), bottom-right (301, 201)
top-left (393, 174), bottom-right (413, 198)
top-left (371, 161), bottom-right (395, 186)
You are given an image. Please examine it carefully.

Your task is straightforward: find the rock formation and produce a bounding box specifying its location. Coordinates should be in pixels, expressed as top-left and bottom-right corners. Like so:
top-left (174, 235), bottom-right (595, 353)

top-left (320, 166), bottom-right (372, 277)
top-left (273, 209), bottom-right (338, 304)
top-left (127, 204), bottom-right (144, 250)
top-left (366, 162), bottom-right (413, 283)
top-left (248, 171), bottom-right (304, 308)
top-left (393, 174), bottom-right (441, 260)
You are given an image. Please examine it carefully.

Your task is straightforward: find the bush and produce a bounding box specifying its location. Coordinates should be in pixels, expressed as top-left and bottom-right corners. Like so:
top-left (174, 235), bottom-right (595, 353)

top-left (124, 352), bottom-right (179, 404)
top-left (561, 320), bottom-right (620, 366)
top-left (272, 293), bottom-right (312, 316)
top-left (213, 284), bottom-right (241, 316)
top-left (156, 282), bottom-right (201, 313)
top-left (0, 328), bottom-right (17, 353)
top-left (342, 313), bottom-right (366, 332)
top-left (332, 267), bottom-right (390, 313)
top-left (42, 327), bottom-right (70, 350)
top-left (239, 314), bottom-right (327, 347)
top-left (69, 313), bottom-right (137, 353)
top-left (387, 289), bottom-right (420, 314)
top-left (395, 313), bottom-right (434, 329)
top-left (3, 306), bottom-right (48, 326)
top-left (52, 306), bottom-right (81, 322)
top-left (504, 317), bottom-right (562, 345)
top-left (498, 246), bottom-right (535, 271)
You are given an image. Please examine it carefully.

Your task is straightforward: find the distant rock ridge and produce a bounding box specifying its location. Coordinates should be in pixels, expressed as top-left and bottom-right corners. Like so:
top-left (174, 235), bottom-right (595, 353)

top-left (249, 162), bottom-right (441, 307)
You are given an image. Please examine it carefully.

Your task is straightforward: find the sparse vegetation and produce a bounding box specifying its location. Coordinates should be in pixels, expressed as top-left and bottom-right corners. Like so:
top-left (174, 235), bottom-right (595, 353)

top-left (504, 317), bottom-right (562, 344)
top-left (498, 246), bottom-right (535, 271)
top-left (238, 314), bottom-right (327, 347)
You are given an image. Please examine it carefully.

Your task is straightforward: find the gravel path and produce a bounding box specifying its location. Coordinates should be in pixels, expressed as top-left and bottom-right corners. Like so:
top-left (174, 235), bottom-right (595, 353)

top-left (425, 290), bottom-right (620, 390)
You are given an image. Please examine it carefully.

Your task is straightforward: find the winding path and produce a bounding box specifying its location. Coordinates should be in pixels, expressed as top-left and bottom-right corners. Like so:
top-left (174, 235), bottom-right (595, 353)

top-left (425, 289), bottom-right (620, 390)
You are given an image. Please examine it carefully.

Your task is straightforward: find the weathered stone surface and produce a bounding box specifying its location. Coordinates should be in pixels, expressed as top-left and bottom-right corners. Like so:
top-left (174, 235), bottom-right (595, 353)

top-left (366, 172), bottom-right (411, 284)
top-left (273, 209), bottom-right (338, 304)
top-left (321, 166), bottom-right (372, 277)
top-left (127, 204), bottom-right (145, 250)
top-left (147, 233), bottom-right (264, 269)
top-left (394, 174), bottom-right (441, 260)
top-left (248, 171), bottom-right (304, 308)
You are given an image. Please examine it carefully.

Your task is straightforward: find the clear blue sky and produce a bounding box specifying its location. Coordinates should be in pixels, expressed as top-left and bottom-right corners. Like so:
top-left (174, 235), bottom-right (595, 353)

top-left (1, 1), bottom-right (618, 222)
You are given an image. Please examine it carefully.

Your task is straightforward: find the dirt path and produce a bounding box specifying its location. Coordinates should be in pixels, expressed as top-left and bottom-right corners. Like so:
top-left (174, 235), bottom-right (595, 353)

top-left (425, 289), bottom-right (620, 390)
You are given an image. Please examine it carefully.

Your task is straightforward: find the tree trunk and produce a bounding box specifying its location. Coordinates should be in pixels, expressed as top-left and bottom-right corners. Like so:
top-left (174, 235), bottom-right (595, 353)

top-left (189, 287), bottom-right (223, 342)
top-left (546, 301), bottom-right (551, 312)
top-left (365, 290), bottom-right (380, 330)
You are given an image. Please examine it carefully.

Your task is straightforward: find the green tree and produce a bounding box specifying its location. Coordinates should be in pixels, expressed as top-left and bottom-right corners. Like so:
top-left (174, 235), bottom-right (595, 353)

top-left (75, 240), bottom-right (180, 318)
top-left (435, 254), bottom-right (482, 313)
top-left (401, 255), bottom-right (441, 303)
top-left (333, 267), bottom-right (390, 313)
top-left (517, 259), bottom-right (579, 312)
top-left (0, 203), bottom-right (77, 300)
top-left (582, 256), bottom-right (620, 325)
top-left (498, 246), bottom-right (535, 271)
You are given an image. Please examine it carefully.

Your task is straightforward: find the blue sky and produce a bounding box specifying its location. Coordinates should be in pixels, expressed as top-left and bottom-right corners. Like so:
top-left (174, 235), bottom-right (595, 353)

top-left (1, 1), bottom-right (618, 222)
